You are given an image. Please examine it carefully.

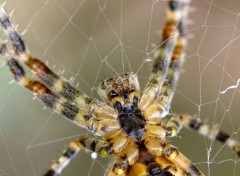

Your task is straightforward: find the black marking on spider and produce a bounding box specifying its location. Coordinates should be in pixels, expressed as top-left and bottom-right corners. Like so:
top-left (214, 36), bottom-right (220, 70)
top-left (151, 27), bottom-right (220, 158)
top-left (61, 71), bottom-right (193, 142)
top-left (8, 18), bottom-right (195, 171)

top-left (169, 1), bottom-right (180, 11)
top-left (148, 163), bottom-right (173, 176)
top-left (189, 164), bottom-right (203, 176)
top-left (7, 58), bottom-right (25, 81)
top-left (216, 131), bottom-right (230, 143)
top-left (114, 162), bottom-right (127, 170)
top-left (38, 72), bottom-right (58, 88)
top-left (62, 102), bottom-right (80, 120)
top-left (39, 94), bottom-right (57, 109)
top-left (90, 140), bottom-right (97, 151)
top-left (118, 109), bottom-right (146, 141)
top-left (0, 16), bottom-right (25, 53)
top-left (44, 170), bottom-right (57, 176)
top-left (152, 58), bottom-right (166, 74)
top-left (63, 148), bottom-right (76, 158)
top-left (189, 119), bottom-right (202, 130)
top-left (61, 82), bottom-right (82, 101)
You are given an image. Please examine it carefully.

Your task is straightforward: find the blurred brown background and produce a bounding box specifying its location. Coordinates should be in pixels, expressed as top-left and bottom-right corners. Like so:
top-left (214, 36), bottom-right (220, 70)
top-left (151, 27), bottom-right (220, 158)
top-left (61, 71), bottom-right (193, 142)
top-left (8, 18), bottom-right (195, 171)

top-left (0, 0), bottom-right (240, 175)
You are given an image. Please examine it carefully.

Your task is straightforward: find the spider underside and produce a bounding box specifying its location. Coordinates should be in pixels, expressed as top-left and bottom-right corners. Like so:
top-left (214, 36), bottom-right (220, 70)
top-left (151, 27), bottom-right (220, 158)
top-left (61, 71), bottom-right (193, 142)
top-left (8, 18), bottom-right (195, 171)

top-left (0, 0), bottom-right (240, 176)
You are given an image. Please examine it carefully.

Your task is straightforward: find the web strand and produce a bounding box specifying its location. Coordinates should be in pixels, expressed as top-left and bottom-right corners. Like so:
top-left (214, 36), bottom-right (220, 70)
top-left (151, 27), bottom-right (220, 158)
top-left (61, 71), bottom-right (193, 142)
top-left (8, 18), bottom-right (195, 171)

top-left (0, 0), bottom-right (239, 175)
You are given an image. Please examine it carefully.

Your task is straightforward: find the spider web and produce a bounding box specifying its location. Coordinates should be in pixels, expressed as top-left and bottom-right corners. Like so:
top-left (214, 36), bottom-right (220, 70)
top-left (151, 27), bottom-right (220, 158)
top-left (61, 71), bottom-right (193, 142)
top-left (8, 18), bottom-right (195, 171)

top-left (0, 0), bottom-right (239, 175)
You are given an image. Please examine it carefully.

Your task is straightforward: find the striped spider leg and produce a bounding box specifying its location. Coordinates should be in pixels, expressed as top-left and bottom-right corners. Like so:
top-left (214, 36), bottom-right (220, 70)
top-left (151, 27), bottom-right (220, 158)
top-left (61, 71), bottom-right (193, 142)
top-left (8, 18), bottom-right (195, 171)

top-left (139, 0), bottom-right (240, 173)
top-left (0, 5), bottom-right (143, 176)
top-left (178, 114), bottom-right (240, 157)
top-left (0, 0), bottom-right (204, 175)
top-left (135, 1), bottom-right (206, 175)
top-left (0, 5), bottom-right (124, 176)
top-left (138, 0), bottom-right (240, 173)
top-left (2, 0), bottom-right (239, 176)
top-left (0, 38), bottom-right (120, 175)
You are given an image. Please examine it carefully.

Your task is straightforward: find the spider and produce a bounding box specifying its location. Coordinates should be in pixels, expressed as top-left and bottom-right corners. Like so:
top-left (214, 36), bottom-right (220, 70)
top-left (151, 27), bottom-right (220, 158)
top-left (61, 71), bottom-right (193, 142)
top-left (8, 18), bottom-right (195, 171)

top-left (0, 0), bottom-right (239, 176)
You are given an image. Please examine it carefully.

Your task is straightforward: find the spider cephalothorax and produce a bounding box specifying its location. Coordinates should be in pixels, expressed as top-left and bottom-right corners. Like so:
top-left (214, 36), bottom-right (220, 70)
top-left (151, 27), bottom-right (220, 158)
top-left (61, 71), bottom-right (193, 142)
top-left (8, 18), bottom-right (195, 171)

top-left (99, 73), bottom-right (145, 141)
top-left (0, 0), bottom-right (240, 176)
top-left (98, 72), bottom-right (141, 112)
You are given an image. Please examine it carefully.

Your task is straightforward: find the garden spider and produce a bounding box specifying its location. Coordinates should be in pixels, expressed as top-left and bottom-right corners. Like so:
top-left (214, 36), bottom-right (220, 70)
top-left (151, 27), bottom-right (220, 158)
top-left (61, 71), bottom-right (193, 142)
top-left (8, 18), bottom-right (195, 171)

top-left (0, 0), bottom-right (240, 176)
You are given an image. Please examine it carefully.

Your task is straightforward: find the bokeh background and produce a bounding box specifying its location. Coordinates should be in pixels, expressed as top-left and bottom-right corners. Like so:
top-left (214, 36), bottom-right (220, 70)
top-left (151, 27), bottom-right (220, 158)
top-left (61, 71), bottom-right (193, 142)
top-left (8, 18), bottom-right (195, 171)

top-left (0, 0), bottom-right (240, 175)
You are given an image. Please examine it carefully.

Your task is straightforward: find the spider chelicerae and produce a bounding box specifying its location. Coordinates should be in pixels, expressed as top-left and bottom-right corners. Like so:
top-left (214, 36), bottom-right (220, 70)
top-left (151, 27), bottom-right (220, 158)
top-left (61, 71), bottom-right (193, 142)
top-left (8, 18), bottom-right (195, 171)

top-left (0, 0), bottom-right (240, 176)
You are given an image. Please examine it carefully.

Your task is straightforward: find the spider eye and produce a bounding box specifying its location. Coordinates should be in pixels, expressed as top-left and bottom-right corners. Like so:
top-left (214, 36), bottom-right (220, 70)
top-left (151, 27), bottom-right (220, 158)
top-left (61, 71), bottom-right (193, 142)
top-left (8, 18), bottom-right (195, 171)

top-left (109, 90), bottom-right (118, 97)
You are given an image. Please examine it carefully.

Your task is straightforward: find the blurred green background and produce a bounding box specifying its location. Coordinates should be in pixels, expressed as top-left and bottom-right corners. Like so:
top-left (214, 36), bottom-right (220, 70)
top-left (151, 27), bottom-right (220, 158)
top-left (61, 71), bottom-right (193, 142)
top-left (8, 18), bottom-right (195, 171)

top-left (0, 0), bottom-right (240, 175)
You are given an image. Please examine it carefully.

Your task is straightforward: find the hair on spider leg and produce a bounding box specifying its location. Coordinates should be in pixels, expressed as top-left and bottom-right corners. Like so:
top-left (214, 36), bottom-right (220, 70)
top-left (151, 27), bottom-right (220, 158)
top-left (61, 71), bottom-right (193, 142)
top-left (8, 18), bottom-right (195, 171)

top-left (0, 44), bottom-right (7, 67)
top-left (4, 1), bottom-right (240, 176)
top-left (0, 42), bottom-right (7, 54)
top-left (0, 42), bottom-right (14, 64)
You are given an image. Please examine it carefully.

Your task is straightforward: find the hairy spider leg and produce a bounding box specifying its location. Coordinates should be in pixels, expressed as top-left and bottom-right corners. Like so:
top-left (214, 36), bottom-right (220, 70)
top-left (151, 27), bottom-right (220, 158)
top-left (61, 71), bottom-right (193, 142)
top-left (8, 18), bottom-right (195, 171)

top-left (138, 0), bottom-right (187, 112)
top-left (143, 1), bottom-right (188, 123)
top-left (0, 7), bottom-right (120, 136)
top-left (0, 6), bottom-right (82, 101)
top-left (106, 141), bottom-right (140, 176)
top-left (143, 136), bottom-right (204, 176)
top-left (0, 6), bottom-right (139, 176)
top-left (0, 45), bottom-right (135, 176)
top-left (178, 114), bottom-right (240, 157)
top-left (139, 1), bottom-right (205, 175)
top-left (0, 44), bottom-right (120, 136)
top-left (0, 7), bottom-right (117, 127)
top-left (144, 113), bottom-right (183, 141)
top-left (0, 1), bottom-right (212, 176)
top-left (44, 136), bottom-right (113, 176)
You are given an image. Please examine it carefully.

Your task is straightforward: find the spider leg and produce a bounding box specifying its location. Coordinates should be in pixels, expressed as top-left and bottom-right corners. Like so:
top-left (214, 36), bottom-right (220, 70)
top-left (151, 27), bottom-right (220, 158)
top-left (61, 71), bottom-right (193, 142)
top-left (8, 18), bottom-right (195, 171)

top-left (106, 142), bottom-right (139, 176)
top-left (0, 7), bottom-right (120, 136)
top-left (0, 7), bottom-right (118, 126)
top-left (143, 136), bottom-right (205, 176)
top-left (45, 135), bottom-right (113, 176)
top-left (143, 1), bottom-right (188, 121)
top-left (106, 160), bottom-right (128, 176)
top-left (0, 6), bottom-right (76, 99)
top-left (0, 44), bottom-right (120, 136)
top-left (0, 44), bottom-right (132, 176)
top-left (139, 0), bottom-right (188, 112)
top-left (127, 156), bottom-right (187, 176)
top-left (46, 129), bottom-right (135, 175)
top-left (144, 52), bottom-right (185, 121)
top-left (144, 114), bottom-right (183, 140)
top-left (178, 114), bottom-right (240, 157)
